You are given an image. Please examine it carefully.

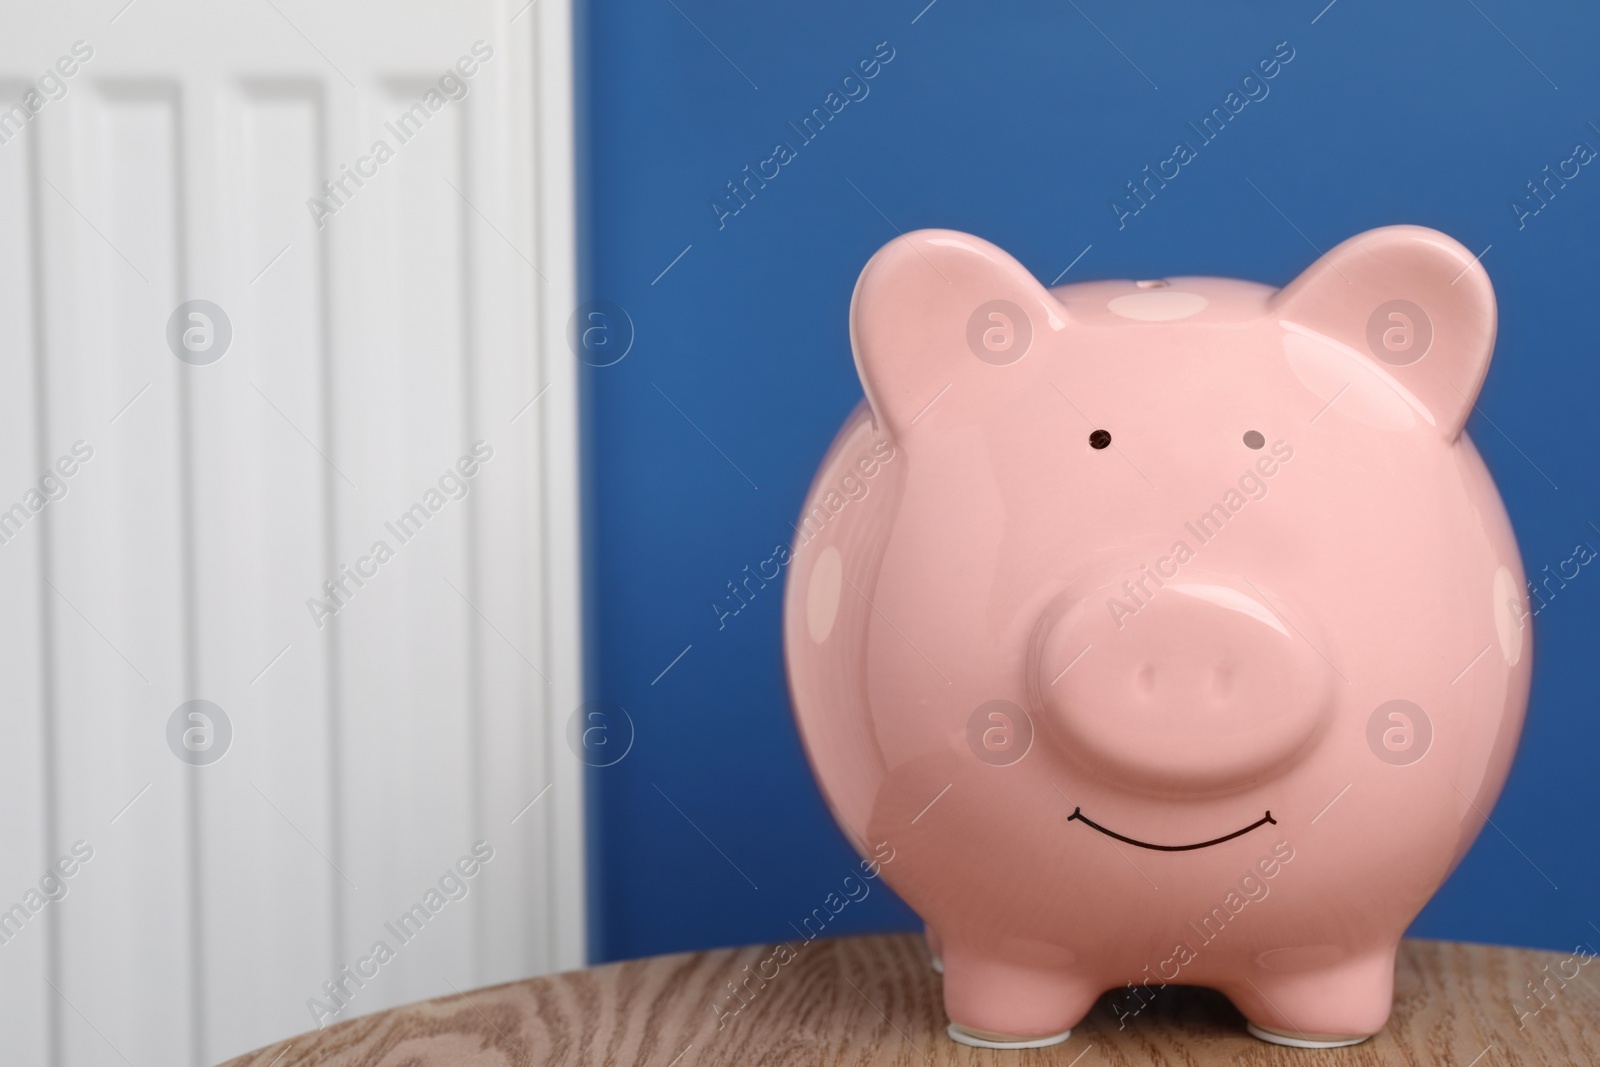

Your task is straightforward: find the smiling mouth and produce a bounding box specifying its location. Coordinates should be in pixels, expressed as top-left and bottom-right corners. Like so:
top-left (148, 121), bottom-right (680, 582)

top-left (1067, 807), bottom-right (1276, 852)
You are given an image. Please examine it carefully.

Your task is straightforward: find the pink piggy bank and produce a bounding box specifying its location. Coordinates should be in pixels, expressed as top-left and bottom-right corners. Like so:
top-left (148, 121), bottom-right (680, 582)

top-left (783, 225), bottom-right (1531, 1049)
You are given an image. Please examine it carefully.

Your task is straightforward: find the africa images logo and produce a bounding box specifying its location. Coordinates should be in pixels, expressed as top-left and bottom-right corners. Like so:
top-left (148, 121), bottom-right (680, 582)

top-left (305, 41), bottom-right (494, 229)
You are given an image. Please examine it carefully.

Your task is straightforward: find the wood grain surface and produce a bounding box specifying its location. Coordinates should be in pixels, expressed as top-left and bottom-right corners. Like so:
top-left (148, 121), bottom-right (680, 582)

top-left (218, 935), bottom-right (1600, 1066)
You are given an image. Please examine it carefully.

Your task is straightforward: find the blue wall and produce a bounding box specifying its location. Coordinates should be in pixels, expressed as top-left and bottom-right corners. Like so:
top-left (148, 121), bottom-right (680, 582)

top-left (579, 0), bottom-right (1600, 962)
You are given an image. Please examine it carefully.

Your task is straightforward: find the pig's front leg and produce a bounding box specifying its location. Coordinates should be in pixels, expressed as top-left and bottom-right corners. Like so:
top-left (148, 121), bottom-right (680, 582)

top-left (940, 937), bottom-right (1098, 1049)
top-left (1223, 942), bottom-right (1397, 1047)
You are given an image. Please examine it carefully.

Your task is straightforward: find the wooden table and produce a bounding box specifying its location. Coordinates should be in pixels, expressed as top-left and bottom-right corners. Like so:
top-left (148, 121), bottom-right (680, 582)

top-left (220, 934), bottom-right (1600, 1066)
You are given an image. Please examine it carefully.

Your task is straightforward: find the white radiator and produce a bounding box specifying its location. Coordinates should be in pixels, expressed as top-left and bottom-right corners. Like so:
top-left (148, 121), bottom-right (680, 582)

top-left (0, 2), bottom-right (584, 1063)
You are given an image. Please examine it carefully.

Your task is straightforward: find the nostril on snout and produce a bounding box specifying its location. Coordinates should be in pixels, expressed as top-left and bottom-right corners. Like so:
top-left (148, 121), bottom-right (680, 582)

top-left (1135, 663), bottom-right (1156, 695)
top-left (1211, 662), bottom-right (1235, 700)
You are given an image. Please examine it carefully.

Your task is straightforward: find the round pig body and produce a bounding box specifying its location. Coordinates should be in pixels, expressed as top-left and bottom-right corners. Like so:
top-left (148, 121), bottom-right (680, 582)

top-left (782, 226), bottom-right (1532, 1048)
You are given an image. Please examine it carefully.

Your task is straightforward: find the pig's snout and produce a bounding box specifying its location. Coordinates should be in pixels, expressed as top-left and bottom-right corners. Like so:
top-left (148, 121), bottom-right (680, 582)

top-left (1032, 573), bottom-right (1335, 794)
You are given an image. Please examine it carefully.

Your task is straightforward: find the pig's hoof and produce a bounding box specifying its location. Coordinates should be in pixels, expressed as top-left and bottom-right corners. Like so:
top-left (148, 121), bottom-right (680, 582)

top-left (1247, 1022), bottom-right (1370, 1048)
top-left (929, 953), bottom-right (944, 974)
top-left (946, 1023), bottom-right (1071, 1049)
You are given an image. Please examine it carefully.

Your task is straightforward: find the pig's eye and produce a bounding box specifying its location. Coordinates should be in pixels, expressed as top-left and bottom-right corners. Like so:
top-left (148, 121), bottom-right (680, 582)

top-left (1242, 430), bottom-right (1265, 450)
top-left (1089, 429), bottom-right (1112, 450)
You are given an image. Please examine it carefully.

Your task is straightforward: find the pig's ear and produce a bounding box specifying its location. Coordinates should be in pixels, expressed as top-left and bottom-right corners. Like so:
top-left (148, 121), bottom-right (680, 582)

top-left (851, 229), bottom-right (1063, 439)
top-left (1270, 225), bottom-right (1496, 441)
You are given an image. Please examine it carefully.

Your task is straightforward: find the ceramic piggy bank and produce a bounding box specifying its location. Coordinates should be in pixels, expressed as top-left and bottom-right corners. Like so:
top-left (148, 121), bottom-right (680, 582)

top-left (783, 226), bottom-right (1531, 1049)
